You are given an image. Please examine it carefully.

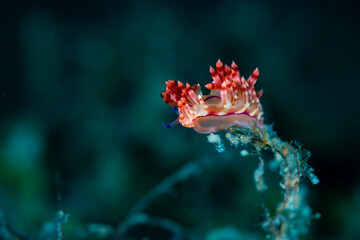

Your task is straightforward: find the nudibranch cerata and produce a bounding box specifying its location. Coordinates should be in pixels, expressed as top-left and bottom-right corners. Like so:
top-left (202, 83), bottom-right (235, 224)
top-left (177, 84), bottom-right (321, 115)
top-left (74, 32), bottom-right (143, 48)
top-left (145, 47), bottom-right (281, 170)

top-left (161, 60), bottom-right (264, 134)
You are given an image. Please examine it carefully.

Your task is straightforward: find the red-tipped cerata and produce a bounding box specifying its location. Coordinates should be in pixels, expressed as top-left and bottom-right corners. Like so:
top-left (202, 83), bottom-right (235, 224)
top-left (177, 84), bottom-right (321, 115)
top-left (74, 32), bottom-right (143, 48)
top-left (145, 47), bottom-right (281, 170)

top-left (161, 60), bottom-right (264, 133)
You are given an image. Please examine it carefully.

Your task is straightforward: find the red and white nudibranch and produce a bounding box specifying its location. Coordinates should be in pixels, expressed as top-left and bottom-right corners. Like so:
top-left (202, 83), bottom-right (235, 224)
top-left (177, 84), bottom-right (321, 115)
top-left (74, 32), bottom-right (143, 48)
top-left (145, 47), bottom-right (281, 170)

top-left (161, 60), bottom-right (264, 134)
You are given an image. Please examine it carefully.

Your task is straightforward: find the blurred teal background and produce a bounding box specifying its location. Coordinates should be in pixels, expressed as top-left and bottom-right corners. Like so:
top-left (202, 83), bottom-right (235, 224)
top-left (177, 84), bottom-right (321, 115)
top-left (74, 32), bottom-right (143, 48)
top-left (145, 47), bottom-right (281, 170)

top-left (1, 0), bottom-right (360, 239)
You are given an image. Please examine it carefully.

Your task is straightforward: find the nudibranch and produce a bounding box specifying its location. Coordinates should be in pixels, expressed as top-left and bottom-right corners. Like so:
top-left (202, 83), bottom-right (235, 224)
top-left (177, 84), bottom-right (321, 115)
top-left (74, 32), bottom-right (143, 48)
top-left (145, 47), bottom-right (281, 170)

top-left (161, 60), bottom-right (264, 134)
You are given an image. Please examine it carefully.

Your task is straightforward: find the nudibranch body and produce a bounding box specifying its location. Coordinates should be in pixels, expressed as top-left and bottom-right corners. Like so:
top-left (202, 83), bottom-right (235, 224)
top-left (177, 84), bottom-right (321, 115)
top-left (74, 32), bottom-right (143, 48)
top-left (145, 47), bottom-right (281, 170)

top-left (161, 60), bottom-right (264, 134)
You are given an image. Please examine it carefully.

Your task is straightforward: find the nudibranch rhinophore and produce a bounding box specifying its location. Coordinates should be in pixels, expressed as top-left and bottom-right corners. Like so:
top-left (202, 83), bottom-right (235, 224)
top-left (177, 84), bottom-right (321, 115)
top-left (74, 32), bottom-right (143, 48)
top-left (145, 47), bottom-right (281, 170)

top-left (161, 60), bottom-right (264, 134)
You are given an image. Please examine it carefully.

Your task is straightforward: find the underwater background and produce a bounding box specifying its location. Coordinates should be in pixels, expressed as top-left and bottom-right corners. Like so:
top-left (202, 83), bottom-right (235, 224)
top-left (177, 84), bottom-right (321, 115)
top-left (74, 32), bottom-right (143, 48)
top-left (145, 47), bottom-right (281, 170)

top-left (1, 0), bottom-right (360, 239)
